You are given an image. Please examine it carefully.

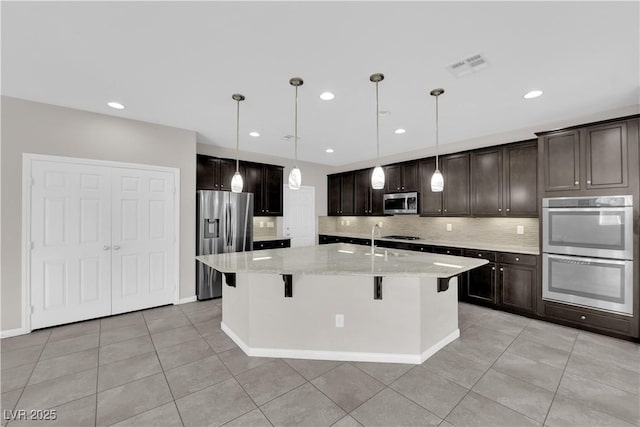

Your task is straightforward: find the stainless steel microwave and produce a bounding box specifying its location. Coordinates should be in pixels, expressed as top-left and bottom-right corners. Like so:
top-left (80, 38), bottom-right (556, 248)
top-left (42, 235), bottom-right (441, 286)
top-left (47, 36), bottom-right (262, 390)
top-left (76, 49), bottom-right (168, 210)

top-left (383, 192), bottom-right (418, 215)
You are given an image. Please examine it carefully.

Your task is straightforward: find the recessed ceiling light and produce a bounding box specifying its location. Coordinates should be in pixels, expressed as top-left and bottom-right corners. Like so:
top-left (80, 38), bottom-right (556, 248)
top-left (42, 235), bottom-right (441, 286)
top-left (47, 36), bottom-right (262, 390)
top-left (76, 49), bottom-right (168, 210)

top-left (523, 90), bottom-right (543, 99)
top-left (394, 128), bottom-right (406, 134)
top-left (325, 148), bottom-right (334, 153)
top-left (249, 132), bottom-right (260, 137)
top-left (319, 92), bottom-right (335, 101)
top-left (107, 101), bottom-right (125, 110)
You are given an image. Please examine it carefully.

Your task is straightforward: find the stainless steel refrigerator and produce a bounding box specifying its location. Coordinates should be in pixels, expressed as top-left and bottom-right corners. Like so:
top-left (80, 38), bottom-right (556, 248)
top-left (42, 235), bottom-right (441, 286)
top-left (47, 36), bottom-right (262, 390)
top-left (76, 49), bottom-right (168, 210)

top-left (196, 190), bottom-right (253, 300)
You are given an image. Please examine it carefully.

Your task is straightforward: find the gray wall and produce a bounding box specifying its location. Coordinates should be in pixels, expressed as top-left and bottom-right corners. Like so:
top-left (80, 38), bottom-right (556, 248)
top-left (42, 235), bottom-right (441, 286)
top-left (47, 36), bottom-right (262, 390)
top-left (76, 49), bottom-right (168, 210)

top-left (1, 96), bottom-right (197, 331)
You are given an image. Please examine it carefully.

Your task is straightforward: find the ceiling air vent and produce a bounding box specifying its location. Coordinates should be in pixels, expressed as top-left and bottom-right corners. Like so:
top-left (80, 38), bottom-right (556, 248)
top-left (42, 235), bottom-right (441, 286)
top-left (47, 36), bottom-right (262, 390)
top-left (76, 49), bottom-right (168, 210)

top-left (447, 53), bottom-right (489, 78)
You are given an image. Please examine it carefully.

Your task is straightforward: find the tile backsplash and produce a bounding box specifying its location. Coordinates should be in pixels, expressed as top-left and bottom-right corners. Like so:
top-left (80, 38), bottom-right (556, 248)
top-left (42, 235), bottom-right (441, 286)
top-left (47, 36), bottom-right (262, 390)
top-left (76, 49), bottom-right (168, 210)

top-left (318, 215), bottom-right (539, 250)
top-left (253, 217), bottom-right (278, 238)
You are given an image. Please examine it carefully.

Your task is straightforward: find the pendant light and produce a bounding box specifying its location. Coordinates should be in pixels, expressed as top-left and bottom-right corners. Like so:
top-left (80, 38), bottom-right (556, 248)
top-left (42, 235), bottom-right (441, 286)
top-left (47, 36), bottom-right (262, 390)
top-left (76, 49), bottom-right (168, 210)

top-left (370, 73), bottom-right (385, 190)
top-left (288, 77), bottom-right (303, 190)
top-left (230, 93), bottom-right (245, 193)
top-left (430, 88), bottom-right (445, 192)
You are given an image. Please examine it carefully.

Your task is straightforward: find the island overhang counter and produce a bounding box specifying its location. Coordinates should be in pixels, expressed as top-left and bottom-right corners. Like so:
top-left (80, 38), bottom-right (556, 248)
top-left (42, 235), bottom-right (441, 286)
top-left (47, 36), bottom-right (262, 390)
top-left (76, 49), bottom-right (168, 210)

top-left (196, 243), bottom-right (487, 364)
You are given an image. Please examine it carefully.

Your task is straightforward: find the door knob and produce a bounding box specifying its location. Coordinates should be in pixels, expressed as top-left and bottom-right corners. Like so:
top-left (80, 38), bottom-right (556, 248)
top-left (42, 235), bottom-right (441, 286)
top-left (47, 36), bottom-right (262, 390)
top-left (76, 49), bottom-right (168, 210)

top-left (113, 245), bottom-right (121, 250)
top-left (103, 245), bottom-right (111, 250)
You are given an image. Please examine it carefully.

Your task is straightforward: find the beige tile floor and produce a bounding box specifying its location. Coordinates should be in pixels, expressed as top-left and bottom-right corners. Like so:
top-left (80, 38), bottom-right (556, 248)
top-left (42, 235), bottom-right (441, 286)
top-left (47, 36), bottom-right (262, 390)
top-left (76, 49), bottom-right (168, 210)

top-left (1, 301), bottom-right (638, 427)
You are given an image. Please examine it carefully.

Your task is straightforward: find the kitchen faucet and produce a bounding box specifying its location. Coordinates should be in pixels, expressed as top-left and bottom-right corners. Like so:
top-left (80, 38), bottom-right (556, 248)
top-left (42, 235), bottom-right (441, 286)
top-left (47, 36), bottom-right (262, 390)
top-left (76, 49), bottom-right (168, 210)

top-left (371, 223), bottom-right (382, 255)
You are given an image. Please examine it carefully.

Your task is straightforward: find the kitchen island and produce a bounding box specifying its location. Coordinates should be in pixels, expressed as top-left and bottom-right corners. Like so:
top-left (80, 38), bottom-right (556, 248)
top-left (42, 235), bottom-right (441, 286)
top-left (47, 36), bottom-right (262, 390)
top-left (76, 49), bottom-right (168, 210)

top-left (196, 243), bottom-right (487, 364)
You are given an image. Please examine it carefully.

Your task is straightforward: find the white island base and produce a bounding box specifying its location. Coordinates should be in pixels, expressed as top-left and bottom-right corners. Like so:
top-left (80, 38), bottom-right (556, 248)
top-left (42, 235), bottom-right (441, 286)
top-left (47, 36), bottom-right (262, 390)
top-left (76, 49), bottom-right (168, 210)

top-left (220, 273), bottom-right (459, 365)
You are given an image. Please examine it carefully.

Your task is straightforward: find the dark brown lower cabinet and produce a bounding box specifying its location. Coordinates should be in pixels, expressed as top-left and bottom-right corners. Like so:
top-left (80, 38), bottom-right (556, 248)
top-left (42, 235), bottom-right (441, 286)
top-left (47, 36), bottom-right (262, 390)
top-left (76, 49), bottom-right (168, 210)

top-left (499, 263), bottom-right (536, 313)
top-left (466, 262), bottom-right (497, 305)
top-left (253, 239), bottom-right (291, 251)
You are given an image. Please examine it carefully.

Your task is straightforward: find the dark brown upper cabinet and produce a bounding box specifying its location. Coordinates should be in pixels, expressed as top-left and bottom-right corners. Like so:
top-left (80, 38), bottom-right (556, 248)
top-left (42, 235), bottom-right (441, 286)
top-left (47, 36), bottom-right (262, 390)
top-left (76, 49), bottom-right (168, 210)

top-left (327, 172), bottom-right (354, 216)
top-left (197, 155), bottom-right (236, 191)
top-left (354, 169), bottom-right (384, 216)
top-left (540, 130), bottom-right (581, 192)
top-left (470, 141), bottom-right (538, 217)
top-left (471, 148), bottom-right (503, 216)
top-left (538, 117), bottom-right (637, 196)
top-left (385, 161), bottom-right (418, 193)
top-left (235, 160), bottom-right (283, 216)
top-left (418, 154), bottom-right (470, 216)
top-left (442, 153), bottom-right (470, 216)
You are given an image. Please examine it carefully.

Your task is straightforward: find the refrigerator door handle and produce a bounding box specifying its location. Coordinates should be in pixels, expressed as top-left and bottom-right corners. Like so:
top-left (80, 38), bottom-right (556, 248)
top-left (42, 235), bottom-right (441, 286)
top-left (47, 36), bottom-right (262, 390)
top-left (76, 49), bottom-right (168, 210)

top-left (226, 203), bottom-right (232, 247)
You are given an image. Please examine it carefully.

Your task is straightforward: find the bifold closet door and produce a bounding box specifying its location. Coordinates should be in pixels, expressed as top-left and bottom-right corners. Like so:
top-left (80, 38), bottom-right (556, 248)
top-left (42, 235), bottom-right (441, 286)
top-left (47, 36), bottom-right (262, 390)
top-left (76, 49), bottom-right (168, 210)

top-left (110, 168), bottom-right (176, 314)
top-left (30, 161), bottom-right (113, 329)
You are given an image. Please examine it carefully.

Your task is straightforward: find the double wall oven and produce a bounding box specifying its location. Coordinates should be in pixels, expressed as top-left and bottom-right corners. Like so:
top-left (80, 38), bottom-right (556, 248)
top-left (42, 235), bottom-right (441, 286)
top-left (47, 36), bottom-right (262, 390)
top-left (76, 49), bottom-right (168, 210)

top-left (542, 196), bottom-right (634, 316)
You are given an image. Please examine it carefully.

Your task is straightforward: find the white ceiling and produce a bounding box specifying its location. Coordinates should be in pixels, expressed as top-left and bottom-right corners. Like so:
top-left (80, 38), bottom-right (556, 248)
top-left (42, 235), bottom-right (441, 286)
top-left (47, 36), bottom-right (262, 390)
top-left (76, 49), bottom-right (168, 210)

top-left (2, 1), bottom-right (639, 167)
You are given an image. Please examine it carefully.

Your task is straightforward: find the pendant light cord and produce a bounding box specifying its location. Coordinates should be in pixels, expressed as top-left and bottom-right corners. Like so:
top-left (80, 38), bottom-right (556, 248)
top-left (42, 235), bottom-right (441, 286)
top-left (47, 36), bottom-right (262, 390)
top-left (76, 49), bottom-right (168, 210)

top-left (376, 81), bottom-right (380, 159)
top-left (435, 93), bottom-right (439, 171)
top-left (236, 99), bottom-right (240, 173)
top-left (294, 85), bottom-right (298, 167)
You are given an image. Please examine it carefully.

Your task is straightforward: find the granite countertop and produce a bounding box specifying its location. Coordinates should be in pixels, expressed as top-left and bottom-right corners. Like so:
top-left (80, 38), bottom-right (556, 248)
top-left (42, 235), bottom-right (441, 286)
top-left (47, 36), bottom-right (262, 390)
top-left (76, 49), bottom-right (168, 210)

top-left (320, 232), bottom-right (540, 255)
top-left (196, 243), bottom-right (488, 278)
top-left (254, 235), bottom-right (291, 242)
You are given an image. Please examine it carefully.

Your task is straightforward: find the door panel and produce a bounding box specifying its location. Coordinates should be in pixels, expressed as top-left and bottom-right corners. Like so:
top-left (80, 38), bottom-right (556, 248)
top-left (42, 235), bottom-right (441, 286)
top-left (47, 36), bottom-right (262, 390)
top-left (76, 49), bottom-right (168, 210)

top-left (543, 131), bottom-right (580, 191)
top-left (471, 149), bottom-right (502, 216)
top-left (585, 122), bottom-right (628, 189)
top-left (418, 158), bottom-right (443, 215)
top-left (504, 142), bottom-right (538, 216)
top-left (30, 161), bottom-right (112, 329)
top-left (284, 186), bottom-right (316, 247)
top-left (111, 168), bottom-right (175, 314)
top-left (442, 153), bottom-right (470, 216)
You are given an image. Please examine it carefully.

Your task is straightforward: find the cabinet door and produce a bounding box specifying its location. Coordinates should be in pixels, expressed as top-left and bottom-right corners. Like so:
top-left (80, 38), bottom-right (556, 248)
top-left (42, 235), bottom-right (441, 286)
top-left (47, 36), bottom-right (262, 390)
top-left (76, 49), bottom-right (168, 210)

top-left (340, 173), bottom-right (355, 215)
top-left (218, 159), bottom-right (237, 192)
top-left (385, 164), bottom-right (402, 192)
top-left (401, 161), bottom-right (419, 192)
top-left (354, 170), bottom-right (371, 215)
top-left (466, 262), bottom-right (497, 304)
top-left (442, 153), bottom-right (470, 216)
top-left (327, 174), bottom-right (342, 215)
top-left (418, 158), bottom-right (443, 215)
top-left (500, 264), bottom-right (536, 314)
top-left (196, 155), bottom-right (218, 190)
top-left (542, 130), bottom-right (580, 191)
top-left (243, 163), bottom-right (264, 215)
top-left (264, 166), bottom-right (283, 216)
top-left (371, 186), bottom-right (385, 215)
top-left (471, 148), bottom-right (502, 216)
top-left (504, 142), bottom-right (538, 216)
top-left (585, 122), bottom-right (628, 189)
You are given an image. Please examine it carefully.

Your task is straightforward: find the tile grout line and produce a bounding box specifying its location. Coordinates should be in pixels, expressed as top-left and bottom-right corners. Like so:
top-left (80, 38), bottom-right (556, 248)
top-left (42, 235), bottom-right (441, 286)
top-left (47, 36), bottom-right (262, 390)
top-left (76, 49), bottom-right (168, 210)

top-left (436, 317), bottom-right (544, 425)
top-left (541, 333), bottom-right (578, 426)
top-left (179, 300), bottom-right (274, 427)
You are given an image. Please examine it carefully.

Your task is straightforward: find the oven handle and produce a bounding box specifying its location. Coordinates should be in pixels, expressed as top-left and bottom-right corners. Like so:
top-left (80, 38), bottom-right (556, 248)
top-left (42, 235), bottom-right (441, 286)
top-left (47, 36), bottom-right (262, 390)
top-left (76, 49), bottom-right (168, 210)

top-left (544, 207), bottom-right (629, 212)
top-left (545, 253), bottom-right (630, 266)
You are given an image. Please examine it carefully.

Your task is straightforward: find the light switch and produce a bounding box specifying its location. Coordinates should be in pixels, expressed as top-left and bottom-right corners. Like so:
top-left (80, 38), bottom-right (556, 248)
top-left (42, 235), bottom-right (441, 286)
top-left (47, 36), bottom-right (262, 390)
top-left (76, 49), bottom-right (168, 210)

top-left (335, 314), bottom-right (344, 328)
top-left (341, 220), bottom-right (345, 226)
top-left (260, 221), bottom-right (265, 228)
top-left (517, 225), bottom-right (525, 235)
top-left (267, 222), bottom-right (274, 228)
top-left (446, 223), bottom-right (452, 232)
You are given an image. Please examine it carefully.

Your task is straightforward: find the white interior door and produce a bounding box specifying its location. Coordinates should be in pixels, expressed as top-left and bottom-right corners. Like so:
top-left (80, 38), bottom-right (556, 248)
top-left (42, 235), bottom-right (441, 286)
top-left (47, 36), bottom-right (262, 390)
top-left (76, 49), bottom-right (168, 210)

top-left (110, 168), bottom-right (175, 314)
top-left (284, 185), bottom-right (315, 247)
top-left (30, 161), bottom-right (112, 329)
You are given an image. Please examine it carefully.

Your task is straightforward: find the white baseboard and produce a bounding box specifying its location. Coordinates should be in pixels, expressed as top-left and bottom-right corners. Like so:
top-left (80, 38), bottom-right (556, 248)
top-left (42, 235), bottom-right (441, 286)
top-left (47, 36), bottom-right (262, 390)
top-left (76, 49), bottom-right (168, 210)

top-left (177, 296), bottom-right (197, 305)
top-left (1, 327), bottom-right (29, 339)
top-left (221, 322), bottom-right (459, 365)
top-left (419, 329), bottom-right (460, 364)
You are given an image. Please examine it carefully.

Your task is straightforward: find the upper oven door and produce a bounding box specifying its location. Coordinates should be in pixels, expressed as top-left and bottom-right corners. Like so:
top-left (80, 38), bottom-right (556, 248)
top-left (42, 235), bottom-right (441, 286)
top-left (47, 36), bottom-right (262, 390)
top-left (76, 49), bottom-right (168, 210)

top-left (542, 206), bottom-right (633, 259)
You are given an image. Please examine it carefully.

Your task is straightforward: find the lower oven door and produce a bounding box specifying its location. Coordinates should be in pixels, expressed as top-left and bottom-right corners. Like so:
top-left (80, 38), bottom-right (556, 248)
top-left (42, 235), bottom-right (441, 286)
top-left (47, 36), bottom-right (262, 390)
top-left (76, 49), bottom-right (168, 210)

top-left (543, 254), bottom-right (633, 316)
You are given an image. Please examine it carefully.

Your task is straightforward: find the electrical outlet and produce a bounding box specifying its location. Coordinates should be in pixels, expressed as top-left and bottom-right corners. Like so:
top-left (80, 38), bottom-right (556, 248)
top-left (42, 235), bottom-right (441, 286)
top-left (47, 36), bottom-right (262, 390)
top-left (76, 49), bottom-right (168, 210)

top-left (517, 225), bottom-right (525, 235)
top-left (267, 222), bottom-right (274, 228)
top-left (377, 222), bottom-right (383, 227)
top-left (446, 223), bottom-right (453, 232)
top-left (341, 220), bottom-right (345, 226)
top-left (260, 221), bottom-right (265, 228)
top-left (346, 220), bottom-right (350, 226)
top-left (335, 314), bottom-right (344, 328)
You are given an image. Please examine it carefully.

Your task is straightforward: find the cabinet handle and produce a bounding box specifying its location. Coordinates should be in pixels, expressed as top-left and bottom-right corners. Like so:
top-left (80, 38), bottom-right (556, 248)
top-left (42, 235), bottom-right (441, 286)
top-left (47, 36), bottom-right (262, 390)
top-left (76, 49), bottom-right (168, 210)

top-left (103, 245), bottom-right (111, 251)
top-left (444, 209), bottom-right (447, 212)
top-left (580, 315), bottom-right (586, 320)
top-left (478, 254), bottom-right (482, 257)
top-left (506, 208), bottom-right (510, 212)
top-left (401, 186), bottom-right (405, 190)
top-left (574, 181), bottom-right (579, 185)
top-left (498, 208), bottom-right (502, 212)
top-left (587, 180), bottom-right (591, 184)
top-left (113, 245), bottom-right (121, 250)
top-left (492, 267), bottom-right (495, 271)
top-left (515, 257), bottom-right (520, 261)
top-left (500, 267), bottom-right (504, 272)
top-left (221, 184), bottom-right (224, 188)
top-left (438, 209), bottom-right (441, 212)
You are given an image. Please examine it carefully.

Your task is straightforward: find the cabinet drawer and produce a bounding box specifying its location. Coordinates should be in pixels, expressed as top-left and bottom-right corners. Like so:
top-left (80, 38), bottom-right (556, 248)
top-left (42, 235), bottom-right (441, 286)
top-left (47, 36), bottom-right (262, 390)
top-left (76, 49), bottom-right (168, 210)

top-left (319, 235), bottom-right (341, 245)
top-left (253, 241), bottom-right (275, 251)
top-left (498, 253), bottom-right (537, 267)
top-left (544, 302), bottom-right (631, 334)
top-left (465, 249), bottom-right (497, 262)
top-left (273, 239), bottom-right (291, 248)
top-left (433, 246), bottom-right (464, 256)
